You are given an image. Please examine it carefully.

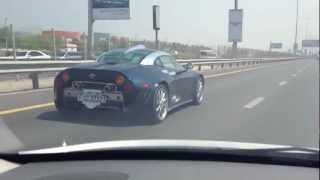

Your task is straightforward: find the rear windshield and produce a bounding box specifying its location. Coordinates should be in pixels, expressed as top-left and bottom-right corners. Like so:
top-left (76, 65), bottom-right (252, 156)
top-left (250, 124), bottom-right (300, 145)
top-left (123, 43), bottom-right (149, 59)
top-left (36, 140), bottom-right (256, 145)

top-left (97, 49), bottom-right (153, 64)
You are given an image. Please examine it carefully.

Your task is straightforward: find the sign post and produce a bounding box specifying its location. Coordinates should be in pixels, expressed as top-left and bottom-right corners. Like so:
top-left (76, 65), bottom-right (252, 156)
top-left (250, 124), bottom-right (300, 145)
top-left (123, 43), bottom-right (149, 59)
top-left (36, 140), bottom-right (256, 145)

top-left (88, 0), bottom-right (130, 58)
top-left (228, 0), bottom-right (243, 59)
top-left (153, 5), bottom-right (160, 50)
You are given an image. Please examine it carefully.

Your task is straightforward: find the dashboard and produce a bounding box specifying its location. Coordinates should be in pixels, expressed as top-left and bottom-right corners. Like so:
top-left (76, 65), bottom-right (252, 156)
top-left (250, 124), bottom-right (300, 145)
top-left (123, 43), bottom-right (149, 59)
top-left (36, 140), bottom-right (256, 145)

top-left (0, 160), bottom-right (318, 180)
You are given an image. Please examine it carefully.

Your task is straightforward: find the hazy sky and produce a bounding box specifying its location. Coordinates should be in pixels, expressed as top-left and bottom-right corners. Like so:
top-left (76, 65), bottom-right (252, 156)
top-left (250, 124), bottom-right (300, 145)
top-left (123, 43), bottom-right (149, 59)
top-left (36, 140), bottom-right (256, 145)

top-left (0, 0), bottom-right (319, 50)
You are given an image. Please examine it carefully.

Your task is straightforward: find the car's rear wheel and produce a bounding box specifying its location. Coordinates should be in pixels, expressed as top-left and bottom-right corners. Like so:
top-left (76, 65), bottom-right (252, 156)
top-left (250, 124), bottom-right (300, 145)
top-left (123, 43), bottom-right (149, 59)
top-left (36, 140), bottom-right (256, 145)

top-left (149, 84), bottom-right (169, 122)
top-left (193, 78), bottom-right (204, 105)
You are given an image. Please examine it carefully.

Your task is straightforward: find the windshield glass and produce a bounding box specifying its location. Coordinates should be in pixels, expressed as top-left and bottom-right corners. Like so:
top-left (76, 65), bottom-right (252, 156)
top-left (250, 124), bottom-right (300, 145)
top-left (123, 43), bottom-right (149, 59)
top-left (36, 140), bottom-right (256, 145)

top-left (97, 49), bottom-right (153, 64)
top-left (0, 0), bottom-right (319, 160)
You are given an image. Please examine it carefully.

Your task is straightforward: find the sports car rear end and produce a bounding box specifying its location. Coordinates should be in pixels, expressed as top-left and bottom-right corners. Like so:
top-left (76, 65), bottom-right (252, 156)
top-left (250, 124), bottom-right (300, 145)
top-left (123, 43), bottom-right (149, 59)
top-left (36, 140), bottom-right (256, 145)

top-left (54, 64), bottom-right (152, 112)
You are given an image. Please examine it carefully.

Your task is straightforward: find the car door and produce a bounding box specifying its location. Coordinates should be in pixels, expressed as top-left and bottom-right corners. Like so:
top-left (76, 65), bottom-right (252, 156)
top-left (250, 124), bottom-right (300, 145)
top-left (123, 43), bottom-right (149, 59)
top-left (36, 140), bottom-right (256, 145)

top-left (168, 56), bottom-right (196, 102)
top-left (158, 55), bottom-right (194, 104)
top-left (154, 56), bottom-right (178, 107)
top-left (28, 51), bottom-right (45, 60)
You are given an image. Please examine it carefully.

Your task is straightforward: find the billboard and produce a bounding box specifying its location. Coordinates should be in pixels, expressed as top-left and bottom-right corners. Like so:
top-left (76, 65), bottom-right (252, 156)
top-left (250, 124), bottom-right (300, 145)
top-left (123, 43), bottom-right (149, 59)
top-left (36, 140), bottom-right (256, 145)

top-left (228, 9), bottom-right (243, 42)
top-left (302, 40), bottom-right (319, 48)
top-left (270, 42), bottom-right (283, 49)
top-left (92, 0), bottom-right (130, 20)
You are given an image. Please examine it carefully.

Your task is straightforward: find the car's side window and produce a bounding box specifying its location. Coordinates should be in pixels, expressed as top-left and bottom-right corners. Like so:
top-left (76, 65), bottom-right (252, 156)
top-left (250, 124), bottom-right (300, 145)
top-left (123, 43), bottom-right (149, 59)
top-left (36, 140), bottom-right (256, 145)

top-left (29, 51), bottom-right (42, 56)
top-left (154, 58), bottom-right (163, 67)
top-left (159, 56), bottom-right (176, 69)
top-left (169, 56), bottom-right (186, 71)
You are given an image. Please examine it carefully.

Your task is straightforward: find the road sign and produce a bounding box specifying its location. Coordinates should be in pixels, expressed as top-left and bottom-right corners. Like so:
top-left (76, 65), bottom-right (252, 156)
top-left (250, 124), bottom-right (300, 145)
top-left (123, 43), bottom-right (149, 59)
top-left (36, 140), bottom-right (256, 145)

top-left (92, 0), bottom-right (130, 20)
top-left (153, 5), bottom-right (160, 49)
top-left (270, 43), bottom-right (283, 49)
top-left (228, 9), bottom-right (243, 42)
top-left (153, 5), bottom-right (160, 30)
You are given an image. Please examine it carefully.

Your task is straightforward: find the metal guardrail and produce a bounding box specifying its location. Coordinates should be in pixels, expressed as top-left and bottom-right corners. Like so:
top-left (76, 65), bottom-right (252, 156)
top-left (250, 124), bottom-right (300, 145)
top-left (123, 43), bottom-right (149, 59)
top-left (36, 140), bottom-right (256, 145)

top-left (0, 57), bottom-right (299, 70)
top-left (0, 60), bottom-right (93, 70)
top-left (0, 57), bottom-right (301, 90)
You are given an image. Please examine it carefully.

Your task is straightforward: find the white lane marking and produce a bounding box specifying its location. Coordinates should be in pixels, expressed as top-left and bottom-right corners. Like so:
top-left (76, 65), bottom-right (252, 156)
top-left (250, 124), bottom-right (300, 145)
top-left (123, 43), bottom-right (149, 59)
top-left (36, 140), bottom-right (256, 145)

top-left (279, 81), bottom-right (288, 86)
top-left (0, 88), bottom-right (52, 97)
top-left (244, 97), bottom-right (265, 109)
top-left (291, 74), bottom-right (297, 77)
top-left (204, 66), bottom-right (266, 79)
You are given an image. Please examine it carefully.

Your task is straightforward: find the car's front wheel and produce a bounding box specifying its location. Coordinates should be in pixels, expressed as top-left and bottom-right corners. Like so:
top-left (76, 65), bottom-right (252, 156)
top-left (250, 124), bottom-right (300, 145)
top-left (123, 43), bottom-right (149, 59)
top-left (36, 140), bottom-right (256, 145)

top-left (149, 84), bottom-right (169, 122)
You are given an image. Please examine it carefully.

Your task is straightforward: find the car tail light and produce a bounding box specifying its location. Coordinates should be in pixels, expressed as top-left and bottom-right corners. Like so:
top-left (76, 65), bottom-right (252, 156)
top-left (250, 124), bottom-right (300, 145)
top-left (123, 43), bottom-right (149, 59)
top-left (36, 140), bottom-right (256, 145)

top-left (123, 83), bottom-right (133, 93)
top-left (115, 75), bottom-right (125, 86)
top-left (143, 83), bottom-right (150, 89)
top-left (62, 71), bottom-right (70, 82)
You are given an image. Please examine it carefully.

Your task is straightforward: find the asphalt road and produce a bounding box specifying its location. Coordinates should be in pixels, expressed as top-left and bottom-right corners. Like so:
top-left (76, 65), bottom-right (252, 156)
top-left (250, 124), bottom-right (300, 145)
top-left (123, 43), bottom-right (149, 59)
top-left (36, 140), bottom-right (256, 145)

top-left (0, 59), bottom-right (319, 152)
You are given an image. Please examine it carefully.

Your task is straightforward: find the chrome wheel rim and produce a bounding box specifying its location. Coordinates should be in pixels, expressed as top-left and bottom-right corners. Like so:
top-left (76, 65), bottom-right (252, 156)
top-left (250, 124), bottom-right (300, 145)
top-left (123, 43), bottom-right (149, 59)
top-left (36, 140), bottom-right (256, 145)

top-left (155, 87), bottom-right (168, 121)
top-left (196, 79), bottom-right (204, 102)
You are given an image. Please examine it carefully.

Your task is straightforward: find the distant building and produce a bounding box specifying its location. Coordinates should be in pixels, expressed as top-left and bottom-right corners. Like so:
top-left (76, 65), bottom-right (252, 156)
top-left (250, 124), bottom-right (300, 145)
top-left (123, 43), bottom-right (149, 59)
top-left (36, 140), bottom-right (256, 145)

top-left (301, 40), bottom-right (319, 56)
top-left (42, 30), bottom-right (82, 52)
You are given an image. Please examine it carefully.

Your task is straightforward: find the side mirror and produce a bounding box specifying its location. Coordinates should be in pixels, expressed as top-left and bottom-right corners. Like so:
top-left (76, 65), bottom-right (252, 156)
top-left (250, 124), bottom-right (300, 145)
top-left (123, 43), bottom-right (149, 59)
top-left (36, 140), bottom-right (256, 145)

top-left (183, 63), bottom-right (193, 70)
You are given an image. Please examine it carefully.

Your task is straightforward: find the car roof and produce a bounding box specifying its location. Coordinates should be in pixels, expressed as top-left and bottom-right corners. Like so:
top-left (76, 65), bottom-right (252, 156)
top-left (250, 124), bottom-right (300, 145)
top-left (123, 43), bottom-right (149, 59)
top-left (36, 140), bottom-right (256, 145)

top-left (99, 46), bottom-right (170, 65)
top-left (140, 50), bottom-right (171, 65)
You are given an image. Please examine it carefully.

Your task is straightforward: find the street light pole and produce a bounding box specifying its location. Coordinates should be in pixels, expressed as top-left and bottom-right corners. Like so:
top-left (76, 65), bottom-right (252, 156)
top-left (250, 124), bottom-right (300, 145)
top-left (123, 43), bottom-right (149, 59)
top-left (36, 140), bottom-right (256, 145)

top-left (232, 0), bottom-right (238, 59)
top-left (83, 33), bottom-right (88, 60)
top-left (10, 24), bottom-right (16, 61)
top-left (52, 28), bottom-right (57, 60)
top-left (88, 0), bottom-right (94, 59)
top-left (293, 0), bottom-right (299, 55)
top-left (4, 17), bottom-right (8, 51)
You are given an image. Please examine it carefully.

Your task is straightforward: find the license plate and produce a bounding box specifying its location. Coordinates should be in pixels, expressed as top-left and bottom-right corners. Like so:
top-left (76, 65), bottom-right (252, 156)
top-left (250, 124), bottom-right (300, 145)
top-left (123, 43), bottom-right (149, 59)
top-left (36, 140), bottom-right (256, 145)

top-left (78, 90), bottom-right (107, 109)
top-left (77, 89), bottom-right (123, 109)
top-left (78, 94), bottom-right (108, 104)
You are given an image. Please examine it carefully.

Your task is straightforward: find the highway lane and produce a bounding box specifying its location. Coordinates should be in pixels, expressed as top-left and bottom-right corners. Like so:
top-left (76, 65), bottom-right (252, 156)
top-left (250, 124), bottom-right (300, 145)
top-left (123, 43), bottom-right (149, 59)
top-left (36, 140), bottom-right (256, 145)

top-left (0, 59), bottom-right (318, 152)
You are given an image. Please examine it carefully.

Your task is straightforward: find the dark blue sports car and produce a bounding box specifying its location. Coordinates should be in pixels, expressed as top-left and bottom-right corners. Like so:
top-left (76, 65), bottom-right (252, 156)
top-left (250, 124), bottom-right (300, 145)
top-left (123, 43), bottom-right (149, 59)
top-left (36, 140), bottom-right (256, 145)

top-left (54, 46), bottom-right (205, 121)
